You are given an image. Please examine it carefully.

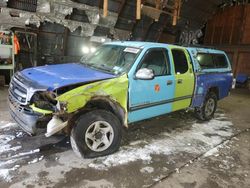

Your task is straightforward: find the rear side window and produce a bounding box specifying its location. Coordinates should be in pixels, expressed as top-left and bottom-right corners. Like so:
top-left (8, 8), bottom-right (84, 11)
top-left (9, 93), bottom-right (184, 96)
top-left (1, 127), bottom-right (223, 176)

top-left (213, 54), bottom-right (228, 68)
top-left (197, 53), bottom-right (229, 69)
top-left (172, 49), bottom-right (189, 74)
top-left (197, 54), bottom-right (215, 69)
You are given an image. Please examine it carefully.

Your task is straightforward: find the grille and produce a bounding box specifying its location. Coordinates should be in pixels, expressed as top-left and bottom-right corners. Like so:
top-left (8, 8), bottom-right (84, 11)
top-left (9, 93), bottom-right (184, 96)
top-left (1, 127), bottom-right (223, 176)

top-left (9, 75), bottom-right (28, 105)
top-left (9, 95), bottom-right (33, 114)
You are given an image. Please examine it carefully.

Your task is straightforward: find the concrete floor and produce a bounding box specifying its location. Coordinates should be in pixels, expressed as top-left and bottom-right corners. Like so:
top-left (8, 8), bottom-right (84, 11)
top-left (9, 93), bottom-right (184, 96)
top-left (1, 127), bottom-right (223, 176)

top-left (0, 87), bottom-right (249, 188)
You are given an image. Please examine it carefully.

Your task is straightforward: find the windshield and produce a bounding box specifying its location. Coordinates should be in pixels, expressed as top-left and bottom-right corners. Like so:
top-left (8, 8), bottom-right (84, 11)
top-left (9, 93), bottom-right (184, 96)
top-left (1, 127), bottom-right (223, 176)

top-left (80, 45), bottom-right (140, 75)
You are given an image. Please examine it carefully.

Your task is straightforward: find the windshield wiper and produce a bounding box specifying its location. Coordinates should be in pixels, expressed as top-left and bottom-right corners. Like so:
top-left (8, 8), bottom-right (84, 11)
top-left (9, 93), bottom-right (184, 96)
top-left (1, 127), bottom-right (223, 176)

top-left (81, 61), bottom-right (97, 69)
top-left (95, 64), bottom-right (115, 74)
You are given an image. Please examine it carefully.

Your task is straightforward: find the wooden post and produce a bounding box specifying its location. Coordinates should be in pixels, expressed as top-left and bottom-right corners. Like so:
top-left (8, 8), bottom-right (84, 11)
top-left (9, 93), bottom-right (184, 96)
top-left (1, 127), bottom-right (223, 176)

top-left (177, 0), bottom-right (182, 18)
top-left (172, 0), bottom-right (178, 26)
top-left (155, 0), bottom-right (161, 10)
top-left (103, 0), bottom-right (108, 17)
top-left (136, 0), bottom-right (141, 20)
top-left (155, 0), bottom-right (161, 21)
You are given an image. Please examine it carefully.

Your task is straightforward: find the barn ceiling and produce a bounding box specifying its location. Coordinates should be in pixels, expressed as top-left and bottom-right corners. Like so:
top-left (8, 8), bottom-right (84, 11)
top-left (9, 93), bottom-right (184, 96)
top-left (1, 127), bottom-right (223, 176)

top-left (0, 0), bottom-right (248, 41)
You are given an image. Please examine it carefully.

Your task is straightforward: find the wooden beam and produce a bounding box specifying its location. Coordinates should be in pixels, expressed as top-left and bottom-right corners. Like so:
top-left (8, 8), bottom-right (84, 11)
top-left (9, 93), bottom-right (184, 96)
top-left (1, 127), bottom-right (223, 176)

top-left (155, 0), bottom-right (161, 21)
top-left (172, 0), bottom-right (178, 26)
top-left (147, 0), bottom-right (173, 9)
top-left (136, 0), bottom-right (141, 20)
top-left (177, 0), bottom-right (182, 18)
top-left (155, 0), bottom-right (161, 10)
top-left (142, 5), bottom-right (173, 20)
top-left (103, 0), bottom-right (108, 17)
top-left (172, 0), bottom-right (181, 26)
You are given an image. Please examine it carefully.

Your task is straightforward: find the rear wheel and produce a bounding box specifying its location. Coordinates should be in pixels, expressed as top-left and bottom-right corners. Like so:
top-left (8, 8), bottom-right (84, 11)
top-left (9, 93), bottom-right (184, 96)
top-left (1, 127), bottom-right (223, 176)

top-left (70, 110), bottom-right (122, 158)
top-left (195, 92), bottom-right (217, 121)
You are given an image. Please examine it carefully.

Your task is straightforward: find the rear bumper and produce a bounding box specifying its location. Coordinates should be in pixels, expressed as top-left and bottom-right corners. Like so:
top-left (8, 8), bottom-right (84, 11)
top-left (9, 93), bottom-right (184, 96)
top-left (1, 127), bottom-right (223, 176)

top-left (9, 99), bottom-right (41, 135)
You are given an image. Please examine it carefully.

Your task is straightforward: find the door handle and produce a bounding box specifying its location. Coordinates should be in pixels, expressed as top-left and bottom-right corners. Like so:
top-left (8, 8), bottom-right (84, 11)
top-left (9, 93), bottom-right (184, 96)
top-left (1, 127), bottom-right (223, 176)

top-left (177, 79), bottom-right (183, 84)
top-left (167, 80), bottom-right (173, 85)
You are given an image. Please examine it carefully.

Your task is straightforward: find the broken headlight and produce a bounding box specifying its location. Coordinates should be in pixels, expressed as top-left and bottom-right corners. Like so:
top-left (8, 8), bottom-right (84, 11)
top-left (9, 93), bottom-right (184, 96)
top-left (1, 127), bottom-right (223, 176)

top-left (30, 91), bottom-right (58, 112)
top-left (58, 101), bottom-right (68, 111)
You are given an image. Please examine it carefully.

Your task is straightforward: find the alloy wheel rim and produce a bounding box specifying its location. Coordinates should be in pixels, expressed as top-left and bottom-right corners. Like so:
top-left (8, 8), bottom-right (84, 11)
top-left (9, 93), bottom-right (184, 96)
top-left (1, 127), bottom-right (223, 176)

top-left (205, 98), bottom-right (215, 117)
top-left (85, 121), bottom-right (114, 152)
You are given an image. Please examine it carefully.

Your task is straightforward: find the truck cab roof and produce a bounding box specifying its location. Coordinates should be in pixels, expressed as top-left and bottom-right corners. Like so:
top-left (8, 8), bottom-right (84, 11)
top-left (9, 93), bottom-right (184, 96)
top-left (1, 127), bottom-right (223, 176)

top-left (106, 41), bottom-right (225, 54)
top-left (106, 41), bottom-right (231, 73)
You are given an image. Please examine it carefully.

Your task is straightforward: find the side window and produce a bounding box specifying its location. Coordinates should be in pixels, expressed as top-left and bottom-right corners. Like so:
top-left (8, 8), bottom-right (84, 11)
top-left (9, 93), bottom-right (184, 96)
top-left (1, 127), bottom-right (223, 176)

top-left (138, 49), bottom-right (170, 76)
top-left (213, 54), bottom-right (228, 68)
top-left (197, 53), bottom-right (215, 69)
top-left (172, 49), bottom-right (189, 74)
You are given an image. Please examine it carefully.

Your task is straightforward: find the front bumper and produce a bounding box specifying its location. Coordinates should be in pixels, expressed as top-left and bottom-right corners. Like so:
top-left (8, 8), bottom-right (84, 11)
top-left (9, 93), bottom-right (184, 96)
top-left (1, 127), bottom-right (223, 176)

top-left (9, 99), bottom-right (41, 135)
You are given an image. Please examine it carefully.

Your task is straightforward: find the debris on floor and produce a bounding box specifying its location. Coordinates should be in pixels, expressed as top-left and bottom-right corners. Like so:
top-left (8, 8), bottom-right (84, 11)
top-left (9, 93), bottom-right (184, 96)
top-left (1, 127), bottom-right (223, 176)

top-left (0, 110), bottom-right (237, 187)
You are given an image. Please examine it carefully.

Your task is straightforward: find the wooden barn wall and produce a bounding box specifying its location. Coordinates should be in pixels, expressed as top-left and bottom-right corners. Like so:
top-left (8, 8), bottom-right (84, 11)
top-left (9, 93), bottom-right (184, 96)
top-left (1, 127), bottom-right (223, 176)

top-left (237, 53), bottom-right (250, 74)
top-left (241, 6), bottom-right (250, 44)
top-left (205, 5), bottom-right (250, 76)
top-left (217, 46), bottom-right (250, 75)
top-left (204, 6), bottom-right (246, 45)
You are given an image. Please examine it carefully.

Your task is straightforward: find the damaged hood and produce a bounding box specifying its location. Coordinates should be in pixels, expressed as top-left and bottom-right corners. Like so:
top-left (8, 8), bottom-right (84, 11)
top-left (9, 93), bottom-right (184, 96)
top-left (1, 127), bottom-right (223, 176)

top-left (20, 63), bottom-right (115, 90)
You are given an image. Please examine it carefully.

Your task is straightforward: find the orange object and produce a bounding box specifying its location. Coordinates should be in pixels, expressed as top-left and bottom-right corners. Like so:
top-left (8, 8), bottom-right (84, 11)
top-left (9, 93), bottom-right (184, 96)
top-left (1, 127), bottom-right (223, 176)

top-left (154, 84), bottom-right (160, 92)
top-left (14, 35), bottom-right (20, 55)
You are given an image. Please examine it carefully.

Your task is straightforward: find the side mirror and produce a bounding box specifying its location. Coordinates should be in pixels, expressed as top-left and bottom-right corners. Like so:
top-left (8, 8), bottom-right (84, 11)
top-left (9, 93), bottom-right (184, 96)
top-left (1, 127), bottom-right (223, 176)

top-left (135, 68), bottom-right (154, 80)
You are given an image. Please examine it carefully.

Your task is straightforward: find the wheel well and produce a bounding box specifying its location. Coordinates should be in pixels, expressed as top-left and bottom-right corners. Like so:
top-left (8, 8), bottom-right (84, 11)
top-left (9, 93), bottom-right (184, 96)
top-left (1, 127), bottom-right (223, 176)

top-left (67, 98), bottom-right (126, 134)
top-left (208, 87), bottom-right (219, 99)
top-left (85, 99), bottom-right (125, 126)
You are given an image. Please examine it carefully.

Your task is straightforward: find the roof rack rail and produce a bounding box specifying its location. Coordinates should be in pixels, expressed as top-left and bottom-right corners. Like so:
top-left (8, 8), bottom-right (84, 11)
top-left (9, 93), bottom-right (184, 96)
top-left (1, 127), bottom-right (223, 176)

top-left (184, 44), bottom-right (217, 49)
top-left (172, 43), bottom-right (217, 49)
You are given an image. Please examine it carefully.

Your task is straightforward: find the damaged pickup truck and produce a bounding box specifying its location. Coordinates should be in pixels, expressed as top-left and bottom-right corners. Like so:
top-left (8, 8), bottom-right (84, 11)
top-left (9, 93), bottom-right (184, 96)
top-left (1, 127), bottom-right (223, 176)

top-left (9, 42), bottom-right (233, 158)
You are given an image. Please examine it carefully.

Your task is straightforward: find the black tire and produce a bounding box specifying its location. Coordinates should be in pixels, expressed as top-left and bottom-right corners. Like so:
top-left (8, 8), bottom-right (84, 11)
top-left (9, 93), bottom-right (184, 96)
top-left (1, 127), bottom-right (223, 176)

top-left (70, 110), bottom-right (122, 158)
top-left (195, 92), bottom-right (217, 121)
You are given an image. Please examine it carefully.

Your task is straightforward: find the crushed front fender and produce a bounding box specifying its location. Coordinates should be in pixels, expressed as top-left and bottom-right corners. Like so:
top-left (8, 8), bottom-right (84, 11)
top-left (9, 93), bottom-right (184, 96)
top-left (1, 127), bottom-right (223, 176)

top-left (56, 74), bottom-right (129, 123)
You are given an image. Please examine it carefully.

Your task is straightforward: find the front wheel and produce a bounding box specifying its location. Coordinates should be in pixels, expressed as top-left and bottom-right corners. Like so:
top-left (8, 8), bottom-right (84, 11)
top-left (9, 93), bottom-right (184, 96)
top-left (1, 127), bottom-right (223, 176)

top-left (195, 92), bottom-right (217, 121)
top-left (70, 110), bottom-right (122, 158)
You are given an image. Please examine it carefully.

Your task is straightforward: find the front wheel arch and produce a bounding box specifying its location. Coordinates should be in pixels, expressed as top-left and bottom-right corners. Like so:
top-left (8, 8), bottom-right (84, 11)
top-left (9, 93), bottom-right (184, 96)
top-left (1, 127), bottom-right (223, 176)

top-left (66, 98), bottom-right (126, 135)
top-left (84, 98), bottom-right (127, 127)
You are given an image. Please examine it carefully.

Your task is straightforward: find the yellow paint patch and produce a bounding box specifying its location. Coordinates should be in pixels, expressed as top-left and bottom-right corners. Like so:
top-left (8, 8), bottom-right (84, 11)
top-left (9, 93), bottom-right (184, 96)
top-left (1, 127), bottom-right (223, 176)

top-left (57, 74), bottom-right (129, 123)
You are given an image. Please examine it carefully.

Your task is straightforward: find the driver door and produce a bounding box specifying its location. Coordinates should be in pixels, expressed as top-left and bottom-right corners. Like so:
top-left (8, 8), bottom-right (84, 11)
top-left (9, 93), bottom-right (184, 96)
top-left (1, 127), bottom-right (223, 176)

top-left (128, 48), bottom-right (175, 123)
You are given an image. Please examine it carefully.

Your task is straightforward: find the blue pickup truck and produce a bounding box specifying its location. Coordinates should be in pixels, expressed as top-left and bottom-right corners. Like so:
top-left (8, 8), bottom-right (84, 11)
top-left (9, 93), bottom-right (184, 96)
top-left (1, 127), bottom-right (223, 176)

top-left (9, 42), bottom-right (233, 158)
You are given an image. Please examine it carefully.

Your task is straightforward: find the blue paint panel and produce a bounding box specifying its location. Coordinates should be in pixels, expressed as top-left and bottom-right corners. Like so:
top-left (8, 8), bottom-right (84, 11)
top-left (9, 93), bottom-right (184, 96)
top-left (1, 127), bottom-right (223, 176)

top-left (128, 75), bottom-right (175, 123)
top-left (20, 63), bottom-right (114, 90)
top-left (128, 103), bottom-right (173, 123)
top-left (191, 72), bottom-right (233, 107)
top-left (186, 47), bottom-right (233, 107)
top-left (127, 47), bottom-right (176, 123)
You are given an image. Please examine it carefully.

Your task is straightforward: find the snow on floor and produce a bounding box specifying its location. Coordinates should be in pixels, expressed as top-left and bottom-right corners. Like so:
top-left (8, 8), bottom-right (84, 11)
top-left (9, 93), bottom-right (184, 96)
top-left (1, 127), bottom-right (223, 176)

top-left (89, 117), bottom-right (234, 169)
top-left (0, 121), bottom-right (17, 130)
top-left (0, 112), bottom-right (235, 183)
top-left (0, 166), bottom-right (20, 183)
top-left (203, 140), bottom-right (230, 157)
top-left (140, 166), bottom-right (154, 174)
top-left (0, 122), bottom-right (41, 182)
top-left (0, 123), bottom-right (21, 182)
